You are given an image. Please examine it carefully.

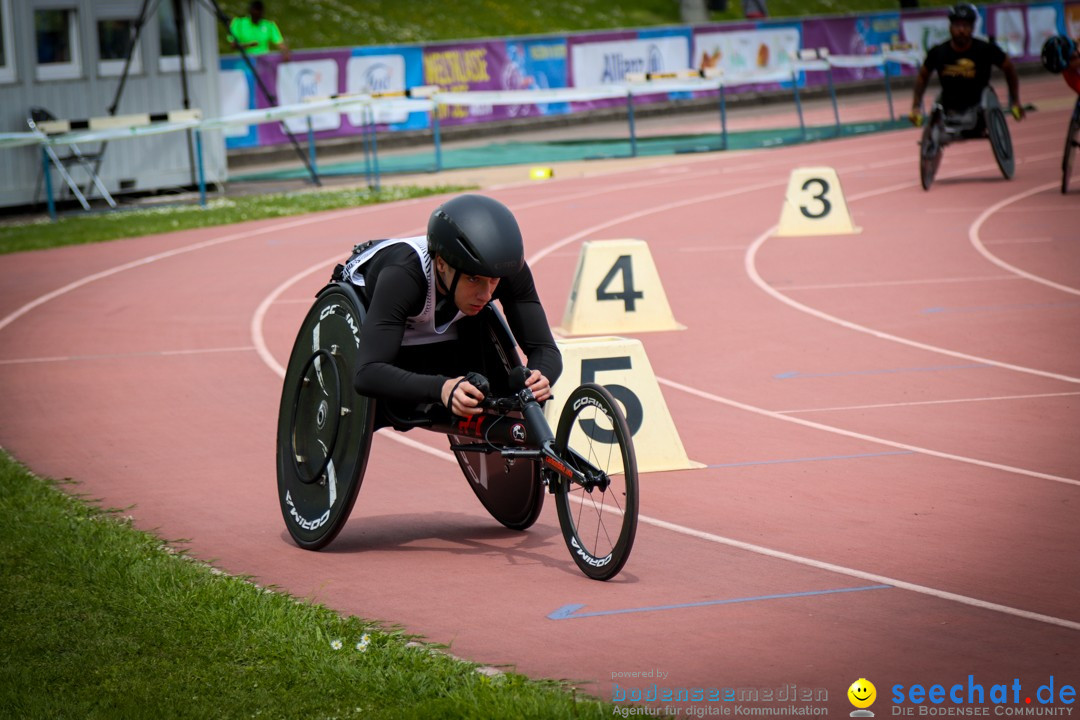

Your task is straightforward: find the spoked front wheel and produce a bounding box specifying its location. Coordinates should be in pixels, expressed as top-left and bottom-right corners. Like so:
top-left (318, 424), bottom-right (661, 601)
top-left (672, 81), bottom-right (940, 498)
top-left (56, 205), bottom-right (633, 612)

top-left (987, 107), bottom-right (1015, 180)
top-left (1063, 106), bottom-right (1079, 195)
top-left (552, 383), bottom-right (639, 581)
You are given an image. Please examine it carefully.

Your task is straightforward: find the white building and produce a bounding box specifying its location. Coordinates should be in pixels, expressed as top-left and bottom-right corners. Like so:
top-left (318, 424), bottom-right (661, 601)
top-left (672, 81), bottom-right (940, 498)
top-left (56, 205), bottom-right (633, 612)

top-left (0, 0), bottom-right (227, 209)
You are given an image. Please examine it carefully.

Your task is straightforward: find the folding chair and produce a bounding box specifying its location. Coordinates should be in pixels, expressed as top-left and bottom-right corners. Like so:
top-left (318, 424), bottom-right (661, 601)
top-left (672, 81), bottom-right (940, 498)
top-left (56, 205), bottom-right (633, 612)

top-left (28, 107), bottom-right (117, 210)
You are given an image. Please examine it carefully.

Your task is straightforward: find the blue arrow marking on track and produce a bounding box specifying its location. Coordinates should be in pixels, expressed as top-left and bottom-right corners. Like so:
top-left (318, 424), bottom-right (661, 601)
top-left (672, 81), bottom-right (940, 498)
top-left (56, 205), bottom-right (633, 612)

top-left (547, 585), bottom-right (892, 620)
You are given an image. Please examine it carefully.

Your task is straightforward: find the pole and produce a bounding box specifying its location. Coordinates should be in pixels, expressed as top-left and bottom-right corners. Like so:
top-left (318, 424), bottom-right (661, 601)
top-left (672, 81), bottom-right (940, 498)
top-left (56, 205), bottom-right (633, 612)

top-left (42, 147), bottom-right (57, 222)
top-left (170, 0), bottom-right (198, 188)
top-left (306, 115), bottom-right (320, 183)
top-left (198, 0), bottom-right (322, 186)
top-left (883, 60), bottom-right (896, 121)
top-left (194, 128), bottom-right (207, 208)
top-left (826, 66), bottom-right (841, 135)
top-left (626, 91), bottom-right (638, 158)
top-left (792, 70), bottom-right (807, 141)
top-left (719, 83), bottom-right (728, 151)
top-left (368, 106), bottom-right (381, 191)
top-left (432, 107), bottom-right (443, 173)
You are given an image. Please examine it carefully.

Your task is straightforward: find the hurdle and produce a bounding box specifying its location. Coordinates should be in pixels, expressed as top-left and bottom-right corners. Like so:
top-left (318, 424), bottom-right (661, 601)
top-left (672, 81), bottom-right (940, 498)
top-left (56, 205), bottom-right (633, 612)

top-left (28, 109), bottom-right (203, 220)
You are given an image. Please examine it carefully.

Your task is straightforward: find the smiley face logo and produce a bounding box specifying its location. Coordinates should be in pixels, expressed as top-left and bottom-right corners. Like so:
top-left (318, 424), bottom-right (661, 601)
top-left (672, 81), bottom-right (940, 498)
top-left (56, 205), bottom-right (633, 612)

top-left (848, 678), bottom-right (877, 709)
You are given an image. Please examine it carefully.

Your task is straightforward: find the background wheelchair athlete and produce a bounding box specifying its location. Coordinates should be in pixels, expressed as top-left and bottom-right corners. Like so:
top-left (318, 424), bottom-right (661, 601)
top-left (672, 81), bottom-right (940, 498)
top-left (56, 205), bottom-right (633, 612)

top-left (909, 4), bottom-right (1023, 189)
top-left (1040, 34), bottom-right (1080, 193)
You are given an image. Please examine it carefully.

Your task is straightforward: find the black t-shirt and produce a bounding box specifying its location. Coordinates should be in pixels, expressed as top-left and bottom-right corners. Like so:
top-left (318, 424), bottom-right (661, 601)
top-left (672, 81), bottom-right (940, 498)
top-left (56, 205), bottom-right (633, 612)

top-left (351, 241), bottom-right (562, 406)
top-left (923, 38), bottom-right (1007, 112)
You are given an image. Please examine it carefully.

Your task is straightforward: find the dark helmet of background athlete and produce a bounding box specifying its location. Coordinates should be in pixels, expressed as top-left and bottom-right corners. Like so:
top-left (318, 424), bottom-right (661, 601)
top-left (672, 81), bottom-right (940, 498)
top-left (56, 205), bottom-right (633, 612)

top-left (947, 3), bottom-right (978, 24)
top-left (427, 194), bottom-right (525, 278)
top-left (1041, 34), bottom-right (1076, 74)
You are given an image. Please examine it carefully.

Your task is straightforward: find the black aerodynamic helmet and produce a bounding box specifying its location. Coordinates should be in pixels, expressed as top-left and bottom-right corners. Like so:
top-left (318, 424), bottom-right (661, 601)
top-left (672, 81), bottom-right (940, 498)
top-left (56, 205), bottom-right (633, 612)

top-left (1041, 35), bottom-right (1076, 74)
top-left (948, 3), bottom-right (979, 24)
top-left (427, 194), bottom-right (524, 278)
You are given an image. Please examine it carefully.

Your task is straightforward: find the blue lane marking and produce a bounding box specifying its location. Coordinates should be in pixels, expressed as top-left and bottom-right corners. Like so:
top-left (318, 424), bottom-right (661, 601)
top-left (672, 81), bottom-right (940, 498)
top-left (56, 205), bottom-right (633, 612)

top-left (707, 450), bottom-right (912, 469)
top-left (775, 364), bottom-right (990, 379)
top-left (548, 585), bottom-right (893, 620)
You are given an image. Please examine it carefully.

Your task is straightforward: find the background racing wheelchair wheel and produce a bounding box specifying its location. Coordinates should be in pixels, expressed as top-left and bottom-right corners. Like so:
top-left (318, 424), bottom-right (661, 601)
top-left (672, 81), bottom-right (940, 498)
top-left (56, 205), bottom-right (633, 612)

top-left (553, 383), bottom-right (639, 581)
top-left (450, 305), bottom-right (544, 531)
top-left (920, 109), bottom-right (945, 191)
top-left (276, 283), bottom-right (376, 550)
top-left (986, 106), bottom-right (1015, 180)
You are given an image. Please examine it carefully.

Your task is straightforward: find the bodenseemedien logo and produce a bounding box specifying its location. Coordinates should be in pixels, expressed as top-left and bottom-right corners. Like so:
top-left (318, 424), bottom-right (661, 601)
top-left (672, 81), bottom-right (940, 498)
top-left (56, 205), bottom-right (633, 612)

top-left (849, 678), bottom-right (878, 717)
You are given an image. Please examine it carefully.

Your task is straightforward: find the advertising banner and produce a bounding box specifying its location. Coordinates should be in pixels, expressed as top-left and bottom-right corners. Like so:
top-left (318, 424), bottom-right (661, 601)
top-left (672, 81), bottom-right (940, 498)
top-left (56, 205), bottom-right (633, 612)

top-left (693, 25), bottom-right (800, 87)
top-left (346, 45), bottom-right (426, 129)
top-left (276, 59), bottom-right (341, 134)
top-left (569, 33), bottom-right (691, 87)
top-left (502, 38), bottom-right (570, 118)
top-left (802, 14), bottom-right (905, 82)
top-left (1068, 2), bottom-right (1080, 37)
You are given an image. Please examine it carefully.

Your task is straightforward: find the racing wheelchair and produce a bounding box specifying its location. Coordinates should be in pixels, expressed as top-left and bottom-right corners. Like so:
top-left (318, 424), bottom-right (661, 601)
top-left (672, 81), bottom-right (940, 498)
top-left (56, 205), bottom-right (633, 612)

top-left (275, 280), bottom-right (639, 581)
top-left (919, 87), bottom-right (1015, 190)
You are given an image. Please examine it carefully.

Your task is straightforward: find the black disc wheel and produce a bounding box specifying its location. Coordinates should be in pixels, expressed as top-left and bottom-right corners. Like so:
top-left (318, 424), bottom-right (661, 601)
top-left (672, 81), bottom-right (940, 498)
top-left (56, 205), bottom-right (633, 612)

top-left (920, 117), bottom-right (943, 191)
top-left (453, 432), bottom-right (545, 531)
top-left (1063, 109), bottom-right (1079, 195)
top-left (987, 107), bottom-right (1015, 180)
top-left (552, 383), bottom-right (638, 581)
top-left (276, 285), bottom-right (375, 550)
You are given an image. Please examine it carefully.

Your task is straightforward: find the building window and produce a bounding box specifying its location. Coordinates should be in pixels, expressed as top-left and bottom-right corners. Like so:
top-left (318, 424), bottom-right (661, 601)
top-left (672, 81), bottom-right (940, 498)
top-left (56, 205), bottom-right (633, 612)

top-left (158, 0), bottom-right (199, 72)
top-left (0, 0), bottom-right (15, 84)
top-left (35, 7), bottom-right (82, 81)
top-left (97, 18), bottom-right (141, 76)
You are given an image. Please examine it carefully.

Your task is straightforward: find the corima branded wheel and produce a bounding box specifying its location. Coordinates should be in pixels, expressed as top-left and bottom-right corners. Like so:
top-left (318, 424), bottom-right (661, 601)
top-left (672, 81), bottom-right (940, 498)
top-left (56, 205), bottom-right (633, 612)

top-left (987, 107), bottom-right (1015, 180)
top-left (553, 383), bottom-right (639, 581)
top-left (452, 425), bottom-right (544, 531)
top-left (276, 284), bottom-right (375, 550)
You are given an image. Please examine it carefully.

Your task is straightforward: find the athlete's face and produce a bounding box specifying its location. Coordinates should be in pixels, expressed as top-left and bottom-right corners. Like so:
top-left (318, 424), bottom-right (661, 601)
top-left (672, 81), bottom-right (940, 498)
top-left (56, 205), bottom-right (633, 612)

top-left (436, 257), bottom-right (500, 315)
top-left (950, 20), bottom-right (974, 49)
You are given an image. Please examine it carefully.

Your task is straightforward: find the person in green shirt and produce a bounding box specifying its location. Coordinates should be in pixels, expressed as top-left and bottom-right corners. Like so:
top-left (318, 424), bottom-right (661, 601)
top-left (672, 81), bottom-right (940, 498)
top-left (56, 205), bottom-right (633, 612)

top-left (228, 1), bottom-right (291, 60)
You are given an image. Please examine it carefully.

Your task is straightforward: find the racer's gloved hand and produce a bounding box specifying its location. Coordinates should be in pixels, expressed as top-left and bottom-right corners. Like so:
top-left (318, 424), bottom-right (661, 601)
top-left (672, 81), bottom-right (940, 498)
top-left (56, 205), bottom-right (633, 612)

top-left (908, 109), bottom-right (924, 127)
top-left (1010, 104), bottom-right (1025, 121)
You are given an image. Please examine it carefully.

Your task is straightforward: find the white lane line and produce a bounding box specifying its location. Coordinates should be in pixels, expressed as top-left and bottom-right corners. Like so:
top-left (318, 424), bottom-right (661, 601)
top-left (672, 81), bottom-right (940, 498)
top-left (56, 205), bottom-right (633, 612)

top-left (774, 391), bottom-right (1080, 414)
top-left (637, 513), bottom-right (1080, 632)
top-left (777, 274), bottom-right (1021, 291)
top-left (0, 346), bottom-right (256, 365)
top-left (745, 154), bottom-right (1080, 386)
top-left (656, 376), bottom-right (1080, 486)
top-left (968, 182), bottom-right (1080, 296)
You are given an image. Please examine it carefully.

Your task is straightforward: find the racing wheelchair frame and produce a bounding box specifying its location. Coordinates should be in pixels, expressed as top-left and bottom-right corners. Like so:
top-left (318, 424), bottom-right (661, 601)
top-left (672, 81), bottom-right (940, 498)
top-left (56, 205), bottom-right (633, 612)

top-left (919, 87), bottom-right (1015, 190)
top-left (275, 281), bottom-right (639, 581)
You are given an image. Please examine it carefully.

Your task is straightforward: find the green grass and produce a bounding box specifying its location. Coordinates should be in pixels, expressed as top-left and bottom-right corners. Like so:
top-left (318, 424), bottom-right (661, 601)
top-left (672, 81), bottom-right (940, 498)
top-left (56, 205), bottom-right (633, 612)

top-left (0, 185), bottom-right (472, 255)
top-left (0, 449), bottom-right (609, 719)
top-left (214, 0), bottom-right (946, 53)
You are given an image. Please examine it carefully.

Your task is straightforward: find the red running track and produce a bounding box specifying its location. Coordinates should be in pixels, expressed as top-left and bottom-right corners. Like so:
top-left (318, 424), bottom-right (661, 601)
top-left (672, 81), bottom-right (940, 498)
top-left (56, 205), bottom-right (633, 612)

top-left (2, 77), bottom-right (1078, 715)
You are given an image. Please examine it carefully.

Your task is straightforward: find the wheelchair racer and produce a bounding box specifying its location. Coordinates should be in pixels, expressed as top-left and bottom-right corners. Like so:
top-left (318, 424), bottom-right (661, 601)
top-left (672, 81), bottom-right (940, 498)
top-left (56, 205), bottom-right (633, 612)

top-left (336, 194), bottom-right (562, 420)
top-left (1041, 35), bottom-right (1080, 93)
top-left (910, 3), bottom-right (1025, 129)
